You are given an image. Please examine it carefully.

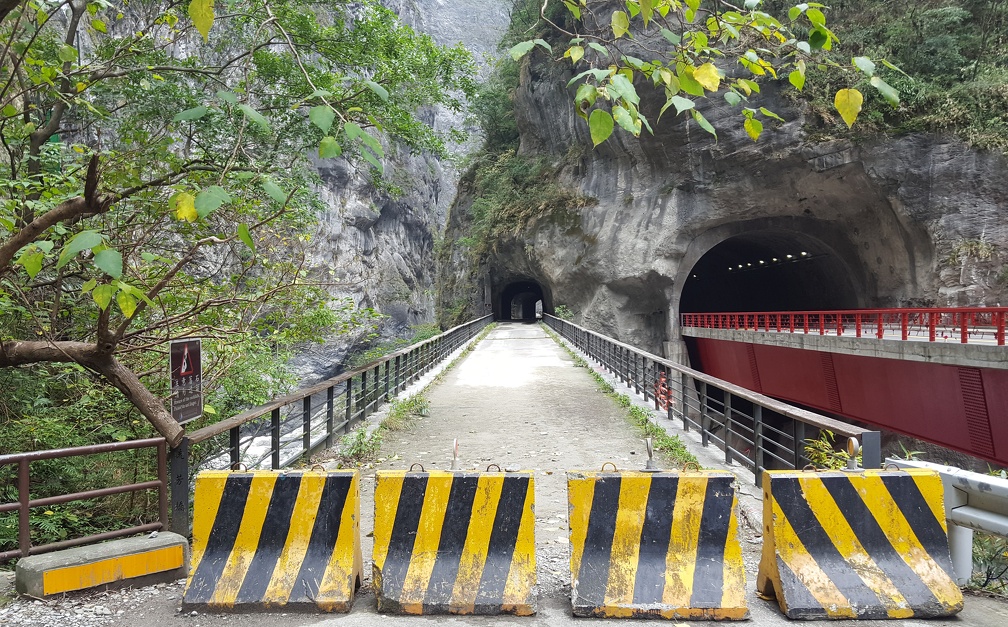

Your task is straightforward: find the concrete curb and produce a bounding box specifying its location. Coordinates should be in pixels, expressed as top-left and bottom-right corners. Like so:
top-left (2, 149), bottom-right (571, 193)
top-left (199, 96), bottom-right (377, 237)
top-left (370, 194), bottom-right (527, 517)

top-left (16, 532), bottom-right (189, 598)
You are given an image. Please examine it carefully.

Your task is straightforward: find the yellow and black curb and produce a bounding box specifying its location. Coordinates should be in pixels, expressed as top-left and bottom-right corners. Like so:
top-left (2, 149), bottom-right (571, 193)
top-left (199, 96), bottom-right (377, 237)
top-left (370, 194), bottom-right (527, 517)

top-left (182, 469), bottom-right (361, 612)
top-left (567, 470), bottom-right (748, 620)
top-left (757, 469), bottom-right (963, 619)
top-left (372, 469), bottom-right (536, 615)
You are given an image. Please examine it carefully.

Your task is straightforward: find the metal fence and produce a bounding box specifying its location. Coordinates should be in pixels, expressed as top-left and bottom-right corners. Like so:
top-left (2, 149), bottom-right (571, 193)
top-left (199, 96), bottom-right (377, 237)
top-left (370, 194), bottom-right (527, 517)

top-left (682, 307), bottom-right (1008, 345)
top-left (0, 438), bottom-right (168, 562)
top-left (170, 315), bottom-right (492, 533)
top-left (544, 315), bottom-right (880, 483)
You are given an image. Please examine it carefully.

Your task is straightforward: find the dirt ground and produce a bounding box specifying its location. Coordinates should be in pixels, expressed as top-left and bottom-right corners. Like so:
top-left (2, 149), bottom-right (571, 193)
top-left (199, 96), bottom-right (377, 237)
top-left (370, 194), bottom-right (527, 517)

top-left (2, 322), bottom-right (1006, 627)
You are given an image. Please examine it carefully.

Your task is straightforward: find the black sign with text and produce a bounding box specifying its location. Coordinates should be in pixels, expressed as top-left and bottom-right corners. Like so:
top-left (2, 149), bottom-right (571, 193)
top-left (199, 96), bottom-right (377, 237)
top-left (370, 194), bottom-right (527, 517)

top-left (170, 338), bottom-right (202, 423)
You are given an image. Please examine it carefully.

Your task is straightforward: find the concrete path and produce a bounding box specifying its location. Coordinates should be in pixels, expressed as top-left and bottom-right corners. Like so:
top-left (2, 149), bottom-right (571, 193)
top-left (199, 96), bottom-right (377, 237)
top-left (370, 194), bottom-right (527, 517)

top-left (3, 322), bottom-right (1006, 626)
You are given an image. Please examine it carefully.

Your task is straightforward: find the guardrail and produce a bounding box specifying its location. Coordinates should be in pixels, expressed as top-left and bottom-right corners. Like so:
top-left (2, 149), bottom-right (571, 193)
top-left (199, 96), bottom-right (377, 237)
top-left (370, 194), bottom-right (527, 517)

top-left (543, 315), bottom-right (880, 483)
top-left (0, 438), bottom-right (168, 562)
top-left (886, 457), bottom-right (1008, 585)
top-left (681, 308), bottom-right (1007, 345)
top-left (170, 315), bottom-right (492, 533)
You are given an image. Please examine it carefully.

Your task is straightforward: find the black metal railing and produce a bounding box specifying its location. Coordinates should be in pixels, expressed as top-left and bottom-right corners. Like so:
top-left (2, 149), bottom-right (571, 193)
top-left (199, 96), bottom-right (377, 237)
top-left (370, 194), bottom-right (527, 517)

top-left (544, 315), bottom-right (880, 483)
top-left (169, 315), bottom-right (492, 533)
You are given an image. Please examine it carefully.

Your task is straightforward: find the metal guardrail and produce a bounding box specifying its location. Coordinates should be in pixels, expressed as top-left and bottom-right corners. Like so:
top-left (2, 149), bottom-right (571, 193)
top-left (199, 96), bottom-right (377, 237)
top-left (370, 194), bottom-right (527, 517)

top-left (0, 438), bottom-right (168, 563)
top-left (682, 307), bottom-right (1008, 345)
top-left (886, 457), bottom-right (1008, 585)
top-left (544, 315), bottom-right (880, 484)
top-left (169, 315), bottom-right (493, 533)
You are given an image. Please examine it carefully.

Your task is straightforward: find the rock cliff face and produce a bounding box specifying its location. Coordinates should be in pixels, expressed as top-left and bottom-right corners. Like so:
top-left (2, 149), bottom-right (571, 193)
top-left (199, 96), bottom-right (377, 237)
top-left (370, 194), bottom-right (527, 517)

top-left (289, 2), bottom-right (511, 381)
top-left (441, 54), bottom-right (1008, 358)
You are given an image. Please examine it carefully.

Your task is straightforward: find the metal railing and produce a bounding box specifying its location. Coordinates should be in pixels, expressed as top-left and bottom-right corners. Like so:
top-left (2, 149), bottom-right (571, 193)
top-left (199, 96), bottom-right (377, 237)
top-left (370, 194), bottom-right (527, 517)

top-left (682, 307), bottom-right (1008, 345)
top-left (169, 315), bottom-right (492, 533)
top-left (544, 315), bottom-right (880, 483)
top-left (0, 438), bottom-right (168, 562)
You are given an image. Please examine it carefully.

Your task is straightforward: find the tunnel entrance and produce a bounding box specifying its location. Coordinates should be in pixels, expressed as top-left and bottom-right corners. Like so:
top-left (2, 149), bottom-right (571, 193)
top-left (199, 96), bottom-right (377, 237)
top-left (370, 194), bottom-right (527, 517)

top-left (497, 280), bottom-right (547, 321)
top-left (679, 231), bottom-right (862, 314)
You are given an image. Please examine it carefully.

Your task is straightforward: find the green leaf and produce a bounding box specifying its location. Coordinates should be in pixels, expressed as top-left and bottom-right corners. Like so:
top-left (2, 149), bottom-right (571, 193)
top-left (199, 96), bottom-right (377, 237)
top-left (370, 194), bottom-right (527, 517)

top-left (261, 179), bottom-right (288, 204)
top-left (565, 45), bottom-right (585, 64)
top-left (587, 42), bottom-right (609, 57)
top-left (834, 88), bottom-right (863, 128)
top-left (533, 38), bottom-right (553, 53)
top-left (93, 249), bottom-right (123, 278)
top-left (57, 231), bottom-right (103, 268)
top-left (16, 251), bottom-right (44, 279)
top-left (173, 105), bottom-right (209, 122)
top-left (612, 10), bottom-right (630, 38)
top-left (759, 107), bottom-right (785, 122)
top-left (237, 223), bottom-right (255, 253)
top-left (238, 104), bottom-right (270, 131)
top-left (788, 5), bottom-right (803, 20)
top-left (92, 284), bottom-right (115, 310)
top-left (195, 185), bottom-right (230, 217)
top-left (691, 109), bottom-right (717, 138)
top-left (870, 76), bottom-right (900, 107)
top-left (360, 147), bottom-right (384, 173)
top-left (744, 117), bottom-right (763, 141)
top-left (612, 105), bottom-right (638, 134)
top-left (608, 74), bottom-right (639, 105)
top-left (116, 290), bottom-right (137, 318)
top-left (853, 56), bottom-right (876, 77)
top-left (91, 18), bottom-right (106, 33)
top-left (58, 45), bottom-right (78, 63)
top-left (660, 28), bottom-right (681, 45)
top-left (319, 136), bottom-right (342, 158)
top-left (808, 28), bottom-right (828, 49)
top-left (788, 69), bottom-right (805, 91)
top-left (365, 80), bottom-right (389, 102)
top-left (509, 40), bottom-right (535, 61)
top-left (309, 105), bottom-right (335, 132)
top-left (724, 91), bottom-right (743, 106)
top-left (670, 95), bottom-right (696, 115)
top-left (188, 0), bottom-right (214, 42)
top-left (2, 104), bottom-right (15, 117)
top-left (81, 278), bottom-right (97, 293)
top-left (640, 0), bottom-right (654, 24)
top-left (588, 109), bottom-right (614, 147)
top-left (216, 90), bottom-right (237, 105)
top-left (677, 68), bottom-right (705, 97)
top-left (806, 7), bottom-right (826, 26)
top-left (575, 84), bottom-right (597, 119)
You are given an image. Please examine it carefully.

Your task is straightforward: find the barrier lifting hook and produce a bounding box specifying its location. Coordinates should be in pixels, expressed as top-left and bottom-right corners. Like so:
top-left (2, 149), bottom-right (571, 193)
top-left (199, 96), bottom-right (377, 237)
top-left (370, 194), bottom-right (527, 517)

top-left (451, 438), bottom-right (459, 470)
top-left (643, 438), bottom-right (660, 471)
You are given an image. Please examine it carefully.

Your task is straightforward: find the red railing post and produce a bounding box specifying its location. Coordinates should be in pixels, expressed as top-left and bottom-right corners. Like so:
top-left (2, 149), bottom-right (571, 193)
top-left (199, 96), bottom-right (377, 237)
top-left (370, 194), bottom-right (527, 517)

top-left (775, 314), bottom-right (781, 332)
top-left (929, 312), bottom-right (936, 342)
top-left (789, 314), bottom-right (795, 333)
top-left (836, 314), bottom-right (843, 336)
top-left (18, 459), bottom-right (30, 557)
top-left (877, 314), bottom-right (884, 339)
top-left (997, 311), bottom-right (1005, 346)
top-left (901, 312), bottom-right (909, 341)
top-left (803, 314), bottom-right (809, 334)
top-left (764, 314), bottom-right (770, 332)
top-left (960, 312), bottom-right (969, 344)
top-left (819, 314), bottom-right (825, 335)
top-left (855, 314), bottom-right (862, 337)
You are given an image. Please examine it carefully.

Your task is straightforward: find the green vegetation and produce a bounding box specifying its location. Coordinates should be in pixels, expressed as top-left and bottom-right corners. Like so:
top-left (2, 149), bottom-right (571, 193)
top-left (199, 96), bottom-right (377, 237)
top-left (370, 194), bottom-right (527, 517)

top-left (348, 323), bottom-right (442, 370)
top-left (803, 430), bottom-right (862, 469)
top-left (554, 304), bottom-right (575, 320)
top-left (541, 323), bottom-right (698, 468)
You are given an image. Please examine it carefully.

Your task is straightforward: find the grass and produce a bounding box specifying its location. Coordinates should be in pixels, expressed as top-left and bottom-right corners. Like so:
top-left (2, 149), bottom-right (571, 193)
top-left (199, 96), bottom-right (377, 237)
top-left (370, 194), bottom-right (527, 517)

top-left (540, 324), bottom-right (699, 468)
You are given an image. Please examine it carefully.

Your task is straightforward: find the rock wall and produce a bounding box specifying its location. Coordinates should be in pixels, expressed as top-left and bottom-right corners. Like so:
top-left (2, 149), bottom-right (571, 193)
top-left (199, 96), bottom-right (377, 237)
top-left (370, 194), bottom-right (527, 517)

top-left (289, 2), bottom-right (511, 381)
top-left (440, 53), bottom-right (1008, 357)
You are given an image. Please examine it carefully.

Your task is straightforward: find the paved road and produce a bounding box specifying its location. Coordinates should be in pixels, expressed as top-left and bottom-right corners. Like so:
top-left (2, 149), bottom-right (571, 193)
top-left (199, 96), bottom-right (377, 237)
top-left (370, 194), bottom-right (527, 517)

top-left (3, 322), bottom-right (1006, 626)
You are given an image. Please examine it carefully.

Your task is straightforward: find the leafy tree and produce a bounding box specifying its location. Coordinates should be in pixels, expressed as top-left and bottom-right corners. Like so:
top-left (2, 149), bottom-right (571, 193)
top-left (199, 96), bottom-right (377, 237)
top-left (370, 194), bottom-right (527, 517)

top-left (510, 0), bottom-right (904, 144)
top-left (0, 0), bottom-right (475, 447)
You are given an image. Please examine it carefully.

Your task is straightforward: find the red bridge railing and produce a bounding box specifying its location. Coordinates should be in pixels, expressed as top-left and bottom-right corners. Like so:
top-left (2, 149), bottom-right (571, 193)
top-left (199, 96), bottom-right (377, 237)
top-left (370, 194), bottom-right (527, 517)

top-left (681, 308), bottom-right (1007, 346)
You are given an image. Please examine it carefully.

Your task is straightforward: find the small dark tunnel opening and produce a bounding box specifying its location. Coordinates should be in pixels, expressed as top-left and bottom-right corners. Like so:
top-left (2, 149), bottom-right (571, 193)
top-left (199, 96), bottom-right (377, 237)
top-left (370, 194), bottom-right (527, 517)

top-left (497, 280), bottom-right (548, 321)
top-left (680, 232), bottom-right (862, 313)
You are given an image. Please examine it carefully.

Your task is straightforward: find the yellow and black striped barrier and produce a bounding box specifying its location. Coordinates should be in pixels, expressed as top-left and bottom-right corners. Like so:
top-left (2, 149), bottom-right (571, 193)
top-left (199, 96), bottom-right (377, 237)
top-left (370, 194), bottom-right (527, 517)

top-left (182, 469), bottom-right (362, 612)
top-left (757, 469), bottom-right (963, 619)
top-left (372, 469), bottom-right (536, 615)
top-left (567, 469), bottom-right (748, 620)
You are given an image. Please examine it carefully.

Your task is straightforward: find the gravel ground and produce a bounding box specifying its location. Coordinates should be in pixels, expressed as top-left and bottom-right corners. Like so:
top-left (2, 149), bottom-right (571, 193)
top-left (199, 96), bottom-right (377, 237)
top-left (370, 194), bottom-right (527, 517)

top-left (1, 322), bottom-right (1006, 627)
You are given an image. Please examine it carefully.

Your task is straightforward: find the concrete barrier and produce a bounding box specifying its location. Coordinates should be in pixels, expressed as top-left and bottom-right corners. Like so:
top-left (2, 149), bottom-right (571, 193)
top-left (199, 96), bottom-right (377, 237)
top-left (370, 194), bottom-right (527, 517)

top-left (16, 532), bottom-right (188, 598)
top-left (567, 469), bottom-right (747, 620)
top-left (372, 469), bottom-right (536, 615)
top-left (757, 469), bottom-right (963, 619)
top-left (182, 469), bottom-right (361, 612)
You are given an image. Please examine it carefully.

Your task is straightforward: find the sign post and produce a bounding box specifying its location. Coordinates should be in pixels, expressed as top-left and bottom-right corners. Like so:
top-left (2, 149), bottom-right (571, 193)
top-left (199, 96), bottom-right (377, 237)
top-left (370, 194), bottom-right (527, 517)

top-left (170, 338), bottom-right (203, 424)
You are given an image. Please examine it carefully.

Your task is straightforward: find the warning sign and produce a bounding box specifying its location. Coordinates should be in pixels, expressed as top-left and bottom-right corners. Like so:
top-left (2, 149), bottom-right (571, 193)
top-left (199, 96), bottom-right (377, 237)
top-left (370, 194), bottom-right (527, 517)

top-left (170, 338), bottom-right (202, 424)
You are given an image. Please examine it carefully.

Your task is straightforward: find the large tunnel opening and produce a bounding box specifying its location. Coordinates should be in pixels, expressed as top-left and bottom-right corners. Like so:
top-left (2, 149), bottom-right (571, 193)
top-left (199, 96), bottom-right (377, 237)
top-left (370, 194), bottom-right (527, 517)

top-left (497, 280), bottom-right (548, 321)
top-left (679, 231), bottom-right (862, 313)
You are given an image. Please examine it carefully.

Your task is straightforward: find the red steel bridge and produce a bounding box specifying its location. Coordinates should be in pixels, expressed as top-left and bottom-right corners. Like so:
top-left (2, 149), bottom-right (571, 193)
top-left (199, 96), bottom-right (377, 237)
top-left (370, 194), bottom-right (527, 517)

top-left (681, 307), bottom-right (1008, 467)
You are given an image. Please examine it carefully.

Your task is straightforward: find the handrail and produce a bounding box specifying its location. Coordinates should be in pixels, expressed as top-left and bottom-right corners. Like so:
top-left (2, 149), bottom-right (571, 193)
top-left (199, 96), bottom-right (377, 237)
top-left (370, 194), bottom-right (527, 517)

top-left (0, 438), bottom-right (168, 562)
top-left (681, 307), bottom-right (1007, 346)
top-left (543, 314), bottom-right (880, 484)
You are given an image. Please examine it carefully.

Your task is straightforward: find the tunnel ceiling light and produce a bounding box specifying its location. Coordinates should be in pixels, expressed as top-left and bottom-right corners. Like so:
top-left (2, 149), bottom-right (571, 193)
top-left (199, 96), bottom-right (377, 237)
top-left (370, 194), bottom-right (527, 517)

top-left (801, 251), bottom-right (808, 256)
top-left (759, 260), bottom-right (765, 264)
top-left (786, 254), bottom-right (793, 259)
top-left (772, 257), bottom-right (779, 262)
top-left (747, 263), bottom-right (752, 267)
top-left (738, 264), bottom-right (743, 268)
